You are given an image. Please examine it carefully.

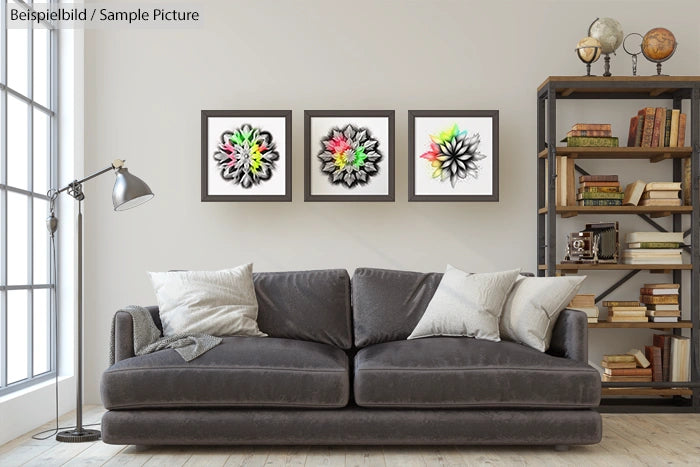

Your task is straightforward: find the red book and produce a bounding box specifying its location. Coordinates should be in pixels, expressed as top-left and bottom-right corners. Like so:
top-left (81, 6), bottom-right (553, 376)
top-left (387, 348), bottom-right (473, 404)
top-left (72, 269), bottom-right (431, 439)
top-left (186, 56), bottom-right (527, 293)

top-left (677, 113), bottom-right (687, 147)
top-left (579, 175), bottom-right (618, 182)
top-left (572, 123), bottom-right (611, 131)
top-left (653, 334), bottom-right (672, 382)
top-left (640, 107), bottom-right (656, 147)
top-left (567, 129), bottom-right (613, 137)
top-left (651, 107), bottom-right (665, 147)
top-left (644, 345), bottom-right (663, 382)
top-left (627, 116), bottom-right (639, 147)
top-left (579, 181), bottom-right (621, 188)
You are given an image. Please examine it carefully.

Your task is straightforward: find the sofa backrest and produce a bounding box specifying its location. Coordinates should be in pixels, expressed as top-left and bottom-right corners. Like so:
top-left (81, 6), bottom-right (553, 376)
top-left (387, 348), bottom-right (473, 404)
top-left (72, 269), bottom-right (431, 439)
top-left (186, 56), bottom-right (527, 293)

top-left (253, 269), bottom-right (352, 349)
top-left (352, 267), bottom-right (442, 347)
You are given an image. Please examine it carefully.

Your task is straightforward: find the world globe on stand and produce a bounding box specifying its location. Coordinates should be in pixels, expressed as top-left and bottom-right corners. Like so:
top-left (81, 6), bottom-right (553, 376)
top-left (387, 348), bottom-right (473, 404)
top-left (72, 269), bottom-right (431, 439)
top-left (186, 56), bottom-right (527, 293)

top-left (588, 17), bottom-right (624, 76)
top-left (642, 28), bottom-right (677, 61)
top-left (575, 37), bottom-right (602, 76)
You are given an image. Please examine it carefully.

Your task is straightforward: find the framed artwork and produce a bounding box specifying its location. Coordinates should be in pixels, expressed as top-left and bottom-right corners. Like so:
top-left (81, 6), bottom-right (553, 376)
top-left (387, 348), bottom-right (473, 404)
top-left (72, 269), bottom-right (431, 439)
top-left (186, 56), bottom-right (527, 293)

top-left (304, 110), bottom-right (395, 201)
top-left (408, 110), bottom-right (499, 202)
top-left (201, 110), bottom-right (292, 201)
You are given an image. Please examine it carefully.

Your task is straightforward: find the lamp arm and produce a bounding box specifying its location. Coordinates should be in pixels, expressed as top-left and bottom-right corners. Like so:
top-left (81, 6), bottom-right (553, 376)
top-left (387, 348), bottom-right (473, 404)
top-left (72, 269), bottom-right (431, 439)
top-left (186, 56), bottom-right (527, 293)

top-left (54, 159), bottom-right (126, 195)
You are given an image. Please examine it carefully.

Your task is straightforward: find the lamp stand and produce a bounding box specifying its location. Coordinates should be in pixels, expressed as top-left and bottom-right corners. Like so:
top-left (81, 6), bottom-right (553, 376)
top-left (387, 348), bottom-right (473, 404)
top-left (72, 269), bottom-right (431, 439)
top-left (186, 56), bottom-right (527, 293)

top-left (56, 200), bottom-right (100, 442)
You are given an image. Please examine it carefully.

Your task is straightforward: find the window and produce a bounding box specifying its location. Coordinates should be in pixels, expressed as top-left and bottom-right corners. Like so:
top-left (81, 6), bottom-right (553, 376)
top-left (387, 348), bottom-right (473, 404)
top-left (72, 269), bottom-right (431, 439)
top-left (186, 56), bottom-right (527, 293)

top-left (1, 0), bottom-right (57, 395)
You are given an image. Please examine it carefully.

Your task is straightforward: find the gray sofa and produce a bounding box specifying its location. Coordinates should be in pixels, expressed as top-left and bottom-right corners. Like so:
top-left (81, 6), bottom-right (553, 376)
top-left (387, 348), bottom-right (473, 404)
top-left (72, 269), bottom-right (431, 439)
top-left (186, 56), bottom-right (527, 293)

top-left (101, 268), bottom-right (602, 446)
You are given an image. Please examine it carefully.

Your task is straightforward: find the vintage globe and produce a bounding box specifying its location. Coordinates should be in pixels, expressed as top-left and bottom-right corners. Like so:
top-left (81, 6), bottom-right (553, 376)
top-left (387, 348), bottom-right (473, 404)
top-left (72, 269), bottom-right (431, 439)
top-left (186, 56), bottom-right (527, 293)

top-left (642, 28), bottom-right (677, 61)
top-left (576, 37), bottom-right (602, 63)
top-left (588, 17), bottom-right (624, 54)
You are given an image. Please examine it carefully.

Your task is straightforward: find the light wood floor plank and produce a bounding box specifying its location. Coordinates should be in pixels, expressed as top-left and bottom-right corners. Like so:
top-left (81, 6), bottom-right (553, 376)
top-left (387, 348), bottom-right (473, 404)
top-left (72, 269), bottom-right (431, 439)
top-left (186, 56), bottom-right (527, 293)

top-left (103, 445), bottom-right (153, 466)
top-left (345, 446), bottom-right (385, 467)
top-left (183, 446), bottom-right (232, 466)
top-left (142, 446), bottom-right (192, 466)
top-left (21, 440), bottom-right (93, 466)
top-left (0, 444), bottom-right (55, 466)
top-left (63, 442), bottom-right (126, 466)
top-left (305, 446), bottom-right (345, 466)
top-left (224, 446), bottom-right (269, 467)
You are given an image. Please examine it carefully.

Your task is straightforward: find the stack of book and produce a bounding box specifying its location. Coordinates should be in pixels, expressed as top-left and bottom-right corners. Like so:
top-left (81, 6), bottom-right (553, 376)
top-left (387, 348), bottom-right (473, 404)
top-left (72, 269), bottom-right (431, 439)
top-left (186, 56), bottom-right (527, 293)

top-left (640, 283), bottom-right (680, 323)
top-left (640, 182), bottom-right (682, 207)
top-left (603, 300), bottom-right (647, 323)
top-left (643, 334), bottom-right (690, 382)
top-left (627, 107), bottom-right (687, 148)
top-left (601, 351), bottom-right (651, 382)
top-left (567, 294), bottom-right (599, 323)
top-left (577, 175), bottom-right (622, 206)
top-left (563, 123), bottom-right (618, 147)
top-left (622, 231), bottom-right (684, 264)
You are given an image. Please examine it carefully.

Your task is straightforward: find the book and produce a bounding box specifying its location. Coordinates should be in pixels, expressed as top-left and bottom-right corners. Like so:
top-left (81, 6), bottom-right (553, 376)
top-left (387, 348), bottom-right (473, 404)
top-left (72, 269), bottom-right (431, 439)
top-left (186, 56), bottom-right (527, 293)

top-left (601, 360), bottom-right (637, 369)
top-left (579, 186), bottom-right (622, 193)
top-left (683, 158), bottom-right (691, 206)
top-left (640, 107), bottom-right (656, 147)
top-left (602, 354), bottom-right (636, 363)
top-left (627, 232), bottom-right (684, 243)
top-left (623, 257), bottom-right (683, 265)
top-left (645, 182), bottom-right (681, 191)
top-left (602, 301), bottom-right (640, 307)
top-left (627, 242), bottom-right (681, 249)
top-left (670, 335), bottom-right (690, 382)
top-left (642, 190), bottom-right (680, 199)
top-left (649, 316), bottom-right (679, 323)
top-left (643, 283), bottom-right (680, 289)
top-left (639, 198), bottom-right (682, 206)
top-left (651, 107), bottom-right (665, 147)
top-left (568, 294), bottom-right (596, 307)
top-left (579, 175), bottom-right (618, 182)
top-left (652, 334), bottom-right (672, 382)
top-left (607, 315), bottom-right (648, 322)
top-left (639, 288), bottom-right (679, 295)
top-left (569, 306), bottom-right (600, 318)
top-left (579, 182), bottom-right (621, 189)
top-left (572, 123), bottom-right (611, 131)
top-left (669, 109), bottom-right (680, 147)
top-left (576, 192), bottom-right (625, 200)
top-left (577, 199), bottom-right (622, 206)
top-left (622, 180), bottom-right (646, 206)
top-left (644, 345), bottom-right (663, 382)
top-left (587, 317), bottom-right (598, 323)
top-left (565, 136), bottom-right (619, 147)
top-left (628, 349), bottom-right (651, 368)
top-left (646, 304), bottom-right (681, 311)
top-left (602, 374), bottom-right (652, 382)
top-left (663, 108), bottom-right (672, 147)
top-left (677, 113), bottom-right (687, 146)
top-left (623, 249), bottom-right (682, 256)
top-left (640, 295), bottom-right (679, 304)
top-left (627, 115), bottom-right (639, 147)
top-left (564, 129), bottom-right (613, 139)
top-left (634, 113), bottom-right (644, 147)
top-left (606, 306), bottom-right (647, 312)
top-left (603, 368), bottom-right (652, 376)
top-left (646, 310), bottom-right (681, 317)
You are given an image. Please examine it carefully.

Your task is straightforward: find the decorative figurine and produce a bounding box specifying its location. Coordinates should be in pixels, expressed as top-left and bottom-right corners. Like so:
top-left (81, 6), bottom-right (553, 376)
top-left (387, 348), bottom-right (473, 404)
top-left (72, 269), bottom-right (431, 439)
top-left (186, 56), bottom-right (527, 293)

top-left (623, 33), bottom-right (643, 76)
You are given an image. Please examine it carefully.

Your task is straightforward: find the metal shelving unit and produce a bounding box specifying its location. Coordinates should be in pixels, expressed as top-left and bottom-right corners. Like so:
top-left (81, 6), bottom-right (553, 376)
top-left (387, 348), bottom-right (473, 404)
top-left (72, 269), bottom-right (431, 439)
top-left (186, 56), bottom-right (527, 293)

top-left (536, 76), bottom-right (700, 412)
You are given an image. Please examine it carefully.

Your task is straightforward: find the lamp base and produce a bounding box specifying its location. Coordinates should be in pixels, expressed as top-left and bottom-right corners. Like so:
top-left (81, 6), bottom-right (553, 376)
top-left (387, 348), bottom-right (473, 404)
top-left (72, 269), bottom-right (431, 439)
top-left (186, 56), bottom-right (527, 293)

top-left (56, 428), bottom-right (101, 443)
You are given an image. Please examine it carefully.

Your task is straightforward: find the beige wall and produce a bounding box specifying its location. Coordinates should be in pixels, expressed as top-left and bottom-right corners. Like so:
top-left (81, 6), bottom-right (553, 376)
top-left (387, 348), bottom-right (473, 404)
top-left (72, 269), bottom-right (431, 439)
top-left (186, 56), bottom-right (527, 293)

top-left (82, 0), bottom-right (700, 402)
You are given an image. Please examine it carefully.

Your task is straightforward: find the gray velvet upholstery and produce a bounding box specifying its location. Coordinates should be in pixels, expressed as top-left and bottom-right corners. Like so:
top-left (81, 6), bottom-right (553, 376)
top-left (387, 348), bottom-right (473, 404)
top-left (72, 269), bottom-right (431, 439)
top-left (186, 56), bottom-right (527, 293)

top-left (547, 308), bottom-right (589, 363)
top-left (352, 268), bottom-right (443, 347)
top-left (101, 408), bottom-right (602, 445)
top-left (254, 270), bottom-right (353, 349)
top-left (354, 337), bottom-right (600, 408)
top-left (102, 336), bottom-right (349, 409)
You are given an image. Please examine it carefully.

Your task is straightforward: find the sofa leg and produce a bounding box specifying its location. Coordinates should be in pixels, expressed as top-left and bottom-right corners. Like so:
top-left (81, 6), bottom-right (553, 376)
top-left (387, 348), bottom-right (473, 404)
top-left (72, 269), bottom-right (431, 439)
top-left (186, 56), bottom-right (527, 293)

top-left (554, 444), bottom-right (569, 452)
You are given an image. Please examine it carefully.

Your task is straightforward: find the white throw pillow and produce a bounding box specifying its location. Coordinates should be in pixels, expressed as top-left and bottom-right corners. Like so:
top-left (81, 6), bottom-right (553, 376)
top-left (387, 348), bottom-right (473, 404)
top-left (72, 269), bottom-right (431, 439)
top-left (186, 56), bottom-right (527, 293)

top-left (148, 263), bottom-right (267, 337)
top-left (499, 275), bottom-right (586, 352)
top-left (407, 265), bottom-right (521, 342)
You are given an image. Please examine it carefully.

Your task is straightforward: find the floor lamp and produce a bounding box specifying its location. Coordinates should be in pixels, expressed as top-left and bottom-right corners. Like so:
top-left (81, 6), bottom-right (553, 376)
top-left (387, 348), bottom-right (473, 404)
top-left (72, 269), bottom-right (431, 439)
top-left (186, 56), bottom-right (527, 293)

top-left (48, 159), bottom-right (154, 442)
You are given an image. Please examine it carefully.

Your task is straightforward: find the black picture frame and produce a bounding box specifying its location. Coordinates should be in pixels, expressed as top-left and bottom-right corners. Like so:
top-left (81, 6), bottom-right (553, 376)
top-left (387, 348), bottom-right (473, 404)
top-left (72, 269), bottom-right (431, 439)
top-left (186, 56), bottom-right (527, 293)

top-left (304, 110), bottom-right (395, 202)
top-left (408, 110), bottom-right (499, 202)
top-left (201, 110), bottom-right (292, 202)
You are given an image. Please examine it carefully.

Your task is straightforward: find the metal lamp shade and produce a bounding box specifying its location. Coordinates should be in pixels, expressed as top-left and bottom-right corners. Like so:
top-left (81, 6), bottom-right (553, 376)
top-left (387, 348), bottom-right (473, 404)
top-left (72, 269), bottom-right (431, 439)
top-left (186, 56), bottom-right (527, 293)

top-left (112, 167), bottom-right (154, 211)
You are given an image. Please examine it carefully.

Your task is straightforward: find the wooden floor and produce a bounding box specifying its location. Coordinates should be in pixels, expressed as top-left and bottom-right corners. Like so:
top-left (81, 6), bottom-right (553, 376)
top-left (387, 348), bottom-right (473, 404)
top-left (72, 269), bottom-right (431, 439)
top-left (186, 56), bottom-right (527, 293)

top-left (1, 406), bottom-right (699, 466)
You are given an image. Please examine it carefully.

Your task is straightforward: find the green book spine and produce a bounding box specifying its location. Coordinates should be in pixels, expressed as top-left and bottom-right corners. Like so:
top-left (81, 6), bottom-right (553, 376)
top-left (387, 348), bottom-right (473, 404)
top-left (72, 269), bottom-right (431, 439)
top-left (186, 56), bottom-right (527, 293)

top-left (580, 186), bottom-right (621, 193)
top-left (577, 192), bottom-right (625, 200)
top-left (631, 242), bottom-right (681, 248)
top-left (566, 136), bottom-right (619, 147)
top-left (577, 199), bottom-right (623, 206)
top-left (664, 109), bottom-right (672, 147)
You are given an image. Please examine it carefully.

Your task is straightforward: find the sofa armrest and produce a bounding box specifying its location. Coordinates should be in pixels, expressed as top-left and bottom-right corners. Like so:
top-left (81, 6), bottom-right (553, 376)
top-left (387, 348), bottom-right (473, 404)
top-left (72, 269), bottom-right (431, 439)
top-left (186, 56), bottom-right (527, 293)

top-left (547, 309), bottom-right (588, 363)
top-left (112, 306), bottom-right (161, 363)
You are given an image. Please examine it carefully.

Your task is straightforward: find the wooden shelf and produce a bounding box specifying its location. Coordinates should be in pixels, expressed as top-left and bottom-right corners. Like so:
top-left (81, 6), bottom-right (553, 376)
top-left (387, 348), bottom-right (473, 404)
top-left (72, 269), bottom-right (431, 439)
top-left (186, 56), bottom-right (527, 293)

top-left (539, 264), bottom-right (691, 272)
top-left (538, 205), bottom-right (691, 218)
top-left (589, 320), bottom-right (692, 329)
top-left (602, 387), bottom-right (693, 397)
top-left (538, 146), bottom-right (691, 161)
top-left (538, 76), bottom-right (700, 97)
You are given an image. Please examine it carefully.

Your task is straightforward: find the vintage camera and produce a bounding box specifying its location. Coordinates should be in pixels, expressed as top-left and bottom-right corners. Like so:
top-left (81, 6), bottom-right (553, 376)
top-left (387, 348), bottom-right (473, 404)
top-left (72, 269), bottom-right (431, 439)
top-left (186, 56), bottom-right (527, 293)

top-left (564, 222), bottom-right (619, 264)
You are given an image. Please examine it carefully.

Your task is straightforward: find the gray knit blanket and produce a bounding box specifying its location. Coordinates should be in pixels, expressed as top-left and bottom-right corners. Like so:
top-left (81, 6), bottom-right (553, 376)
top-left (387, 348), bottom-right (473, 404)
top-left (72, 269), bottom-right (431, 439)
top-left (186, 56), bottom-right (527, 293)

top-left (109, 305), bottom-right (222, 364)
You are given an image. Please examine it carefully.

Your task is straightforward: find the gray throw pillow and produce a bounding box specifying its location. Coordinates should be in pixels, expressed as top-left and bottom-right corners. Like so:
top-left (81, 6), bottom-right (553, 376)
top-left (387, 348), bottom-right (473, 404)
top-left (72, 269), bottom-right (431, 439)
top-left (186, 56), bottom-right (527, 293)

top-left (148, 263), bottom-right (266, 338)
top-left (407, 265), bottom-right (520, 342)
top-left (499, 275), bottom-right (586, 352)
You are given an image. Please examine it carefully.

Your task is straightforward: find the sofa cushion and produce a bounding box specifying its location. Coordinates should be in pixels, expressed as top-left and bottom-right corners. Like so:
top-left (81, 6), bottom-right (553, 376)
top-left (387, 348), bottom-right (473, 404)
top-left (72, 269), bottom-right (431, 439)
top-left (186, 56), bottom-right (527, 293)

top-left (101, 337), bottom-right (349, 409)
top-left (254, 269), bottom-right (352, 349)
top-left (352, 268), bottom-right (442, 347)
top-left (354, 337), bottom-right (600, 409)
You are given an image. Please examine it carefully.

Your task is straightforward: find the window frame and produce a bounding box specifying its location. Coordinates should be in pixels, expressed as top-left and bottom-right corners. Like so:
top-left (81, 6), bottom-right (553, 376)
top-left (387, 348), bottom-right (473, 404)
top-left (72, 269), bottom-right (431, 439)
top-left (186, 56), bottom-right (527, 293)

top-left (0, 0), bottom-right (58, 396)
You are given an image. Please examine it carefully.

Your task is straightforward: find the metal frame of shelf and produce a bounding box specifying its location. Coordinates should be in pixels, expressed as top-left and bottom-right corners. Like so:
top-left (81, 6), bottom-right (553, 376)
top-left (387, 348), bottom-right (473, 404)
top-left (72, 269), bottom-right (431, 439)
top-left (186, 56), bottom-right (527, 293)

top-left (536, 76), bottom-right (700, 412)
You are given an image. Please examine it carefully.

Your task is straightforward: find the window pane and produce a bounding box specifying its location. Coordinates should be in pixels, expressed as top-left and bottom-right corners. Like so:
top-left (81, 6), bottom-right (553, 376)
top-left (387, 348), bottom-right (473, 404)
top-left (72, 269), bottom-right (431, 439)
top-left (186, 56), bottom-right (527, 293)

top-left (7, 95), bottom-right (29, 191)
top-left (34, 198), bottom-right (49, 283)
top-left (7, 191), bottom-right (29, 285)
top-left (7, 28), bottom-right (29, 96)
top-left (8, 290), bottom-right (29, 384)
top-left (33, 26), bottom-right (49, 108)
top-left (33, 110), bottom-right (49, 195)
top-left (33, 289), bottom-right (50, 375)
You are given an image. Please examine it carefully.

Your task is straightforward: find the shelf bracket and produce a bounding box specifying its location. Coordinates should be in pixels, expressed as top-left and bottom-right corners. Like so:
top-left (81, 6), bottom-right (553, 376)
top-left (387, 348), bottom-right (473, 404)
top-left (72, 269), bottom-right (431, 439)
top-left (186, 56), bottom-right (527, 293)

top-left (595, 270), bottom-right (641, 303)
top-left (650, 88), bottom-right (671, 97)
top-left (650, 153), bottom-right (672, 163)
